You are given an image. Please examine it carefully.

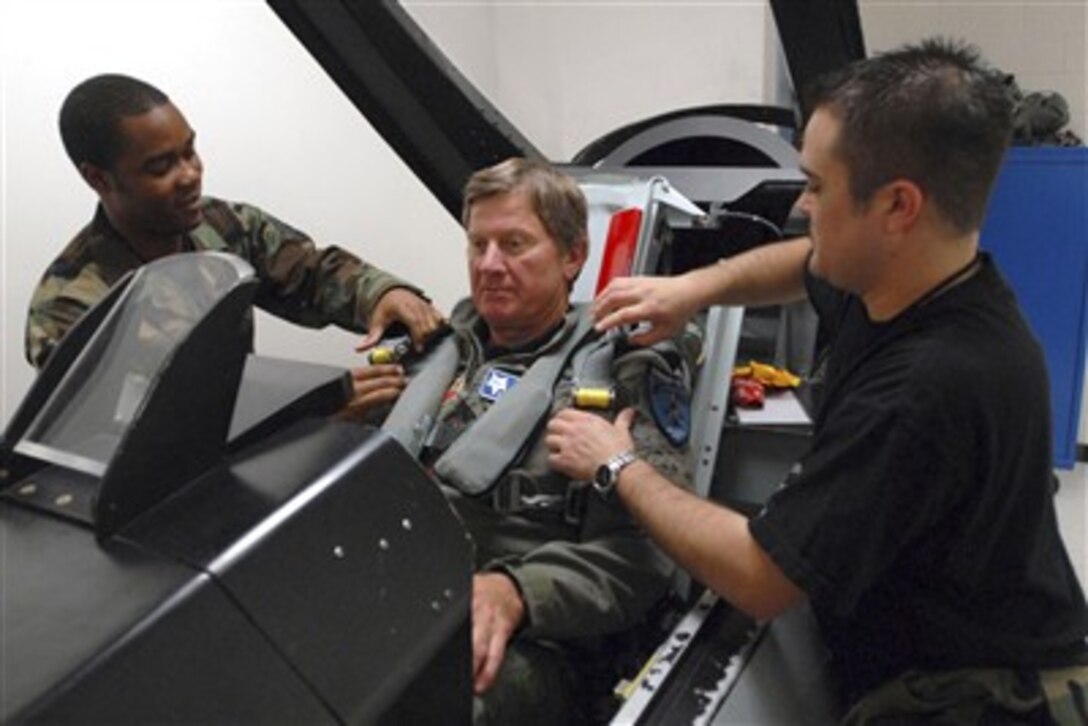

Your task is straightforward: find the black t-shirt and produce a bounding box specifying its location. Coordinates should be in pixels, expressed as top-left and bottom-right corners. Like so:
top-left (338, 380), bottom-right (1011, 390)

top-left (749, 253), bottom-right (1088, 705)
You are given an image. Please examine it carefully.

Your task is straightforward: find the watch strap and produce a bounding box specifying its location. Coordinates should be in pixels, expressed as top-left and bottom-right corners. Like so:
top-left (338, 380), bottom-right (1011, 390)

top-left (594, 449), bottom-right (638, 495)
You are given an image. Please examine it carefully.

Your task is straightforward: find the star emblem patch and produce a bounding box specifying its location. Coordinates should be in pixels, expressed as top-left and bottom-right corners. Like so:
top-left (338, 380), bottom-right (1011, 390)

top-left (479, 367), bottom-right (519, 402)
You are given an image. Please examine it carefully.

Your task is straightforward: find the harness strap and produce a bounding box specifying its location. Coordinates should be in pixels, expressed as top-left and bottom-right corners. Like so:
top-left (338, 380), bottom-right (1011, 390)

top-left (488, 477), bottom-right (590, 525)
top-left (571, 329), bottom-right (620, 391)
top-left (382, 334), bottom-right (460, 457)
top-left (434, 306), bottom-right (598, 495)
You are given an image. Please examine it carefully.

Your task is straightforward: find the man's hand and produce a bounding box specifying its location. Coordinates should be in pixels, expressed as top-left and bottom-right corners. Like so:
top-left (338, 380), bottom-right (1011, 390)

top-left (356, 288), bottom-right (446, 353)
top-left (337, 364), bottom-right (406, 421)
top-left (471, 572), bottom-right (526, 695)
top-left (592, 275), bottom-right (698, 347)
top-left (546, 407), bottom-right (637, 480)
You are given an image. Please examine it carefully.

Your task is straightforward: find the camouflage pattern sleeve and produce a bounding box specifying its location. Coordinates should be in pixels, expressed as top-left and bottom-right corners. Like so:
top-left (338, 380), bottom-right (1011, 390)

top-left (213, 201), bottom-right (425, 332)
top-left (25, 265), bottom-right (112, 368)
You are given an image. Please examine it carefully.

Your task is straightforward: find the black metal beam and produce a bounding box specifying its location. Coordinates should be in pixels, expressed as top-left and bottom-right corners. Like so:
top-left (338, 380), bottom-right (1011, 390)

top-left (266, 0), bottom-right (544, 221)
top-left (769, 0), bottom-right (866, 121)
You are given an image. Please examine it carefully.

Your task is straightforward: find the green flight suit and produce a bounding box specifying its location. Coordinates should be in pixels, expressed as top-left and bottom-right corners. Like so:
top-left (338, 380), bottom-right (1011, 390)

top-left (420, 302), bottom-right (695, 724)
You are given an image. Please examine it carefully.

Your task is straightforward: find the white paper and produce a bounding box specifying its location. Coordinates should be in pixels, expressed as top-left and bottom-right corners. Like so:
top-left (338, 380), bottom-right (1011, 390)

top-left (734, 388), bottom-right (811, 426)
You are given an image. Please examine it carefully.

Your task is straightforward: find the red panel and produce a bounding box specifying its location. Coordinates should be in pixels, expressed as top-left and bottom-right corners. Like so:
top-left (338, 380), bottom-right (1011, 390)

top-left (595, 208), bottom-right (643, 295)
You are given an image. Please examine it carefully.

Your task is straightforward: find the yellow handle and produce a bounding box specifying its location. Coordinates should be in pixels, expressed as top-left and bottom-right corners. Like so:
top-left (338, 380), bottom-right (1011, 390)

top-left (573, 387), bottom-right (615, 409)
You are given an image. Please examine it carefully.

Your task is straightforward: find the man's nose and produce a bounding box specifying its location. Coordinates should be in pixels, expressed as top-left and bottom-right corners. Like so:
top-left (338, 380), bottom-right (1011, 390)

top-left (477, 242), bottom-right (505, 270)
top-left (179, 156), bottom-right (202, 187)
top-left (797, 190), bottom-right (813, 217)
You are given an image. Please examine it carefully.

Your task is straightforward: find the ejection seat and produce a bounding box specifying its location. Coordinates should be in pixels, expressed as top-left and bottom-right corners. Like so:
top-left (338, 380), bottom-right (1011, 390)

top-left (567, 172), bottom-right (737, 507)
top-left (567, 122), bottom-right (840, 724)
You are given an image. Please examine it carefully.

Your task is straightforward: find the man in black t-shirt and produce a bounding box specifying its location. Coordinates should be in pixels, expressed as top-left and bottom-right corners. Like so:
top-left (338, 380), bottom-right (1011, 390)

top-left (546, 38), bottom-right (1088, 723)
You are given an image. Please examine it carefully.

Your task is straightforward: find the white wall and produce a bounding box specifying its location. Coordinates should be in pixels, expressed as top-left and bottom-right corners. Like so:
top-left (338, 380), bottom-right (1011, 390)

top-left (406, 1), bottom-right (771, 162)
top-left (407, 1), bottom-right (1088, 157)
top-left (860, 0), bottom-right (1086, 140)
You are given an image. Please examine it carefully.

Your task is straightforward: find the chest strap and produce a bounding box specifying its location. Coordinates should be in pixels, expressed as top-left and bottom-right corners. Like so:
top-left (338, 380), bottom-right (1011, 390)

top-left (383, 304), bottom-right (598, 496)
top-left (434, 307), bottom-right (597, 495)
top-left (490, 476), bottom-right (590, 525)
top-left (382, 334), bottom-right (460, 457)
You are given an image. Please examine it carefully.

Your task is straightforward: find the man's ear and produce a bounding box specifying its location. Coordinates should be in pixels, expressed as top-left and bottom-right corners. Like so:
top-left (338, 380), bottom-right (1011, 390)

top-left (563, 236), bottom-right (589, 283)
top-left (78, 162), bottom-right (111, 195)
top-left (882, 179), bottom-right (924, 235)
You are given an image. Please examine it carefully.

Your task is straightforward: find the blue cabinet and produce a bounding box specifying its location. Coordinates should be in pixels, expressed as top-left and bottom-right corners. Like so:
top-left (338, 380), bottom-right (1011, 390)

top-left (981, 147), bottom-right (1088, 469)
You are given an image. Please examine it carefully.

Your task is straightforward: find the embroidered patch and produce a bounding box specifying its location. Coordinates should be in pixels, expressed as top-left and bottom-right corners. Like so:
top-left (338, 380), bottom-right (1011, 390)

top-left (478, 367), bottom-right (519, 403)
top-left (442, 374), bottom-right (466, 404)
top-left (647, 368), bottom-right (691, 447)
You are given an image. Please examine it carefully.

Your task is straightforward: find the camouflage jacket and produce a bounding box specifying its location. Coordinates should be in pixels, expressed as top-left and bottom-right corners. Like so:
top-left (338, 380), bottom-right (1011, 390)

top-left (421, 301), bottom-right (694, 642)
top-left (25, 198), bottom-right (420, 368)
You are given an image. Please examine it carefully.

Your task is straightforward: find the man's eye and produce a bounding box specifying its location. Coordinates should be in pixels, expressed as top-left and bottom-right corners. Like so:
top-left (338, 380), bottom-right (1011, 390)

top-left (145, 158), bottom-right (173, 176)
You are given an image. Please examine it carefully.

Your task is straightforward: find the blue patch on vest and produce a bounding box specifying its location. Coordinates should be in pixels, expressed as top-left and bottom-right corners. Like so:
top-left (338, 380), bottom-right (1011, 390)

top-left (479, 367), bottom-right (519, 403)
top-left (648, 368), bottom-right (690, 447)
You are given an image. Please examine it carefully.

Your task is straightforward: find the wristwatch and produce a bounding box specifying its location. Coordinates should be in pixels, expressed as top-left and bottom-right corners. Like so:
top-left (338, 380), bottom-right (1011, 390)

top-left (593, 450), bottom-right (638, 496)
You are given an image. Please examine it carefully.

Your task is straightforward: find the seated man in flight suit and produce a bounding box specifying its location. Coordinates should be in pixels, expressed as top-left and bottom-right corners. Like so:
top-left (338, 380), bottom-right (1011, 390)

top-left (379, 157), bottom-right (696, 725)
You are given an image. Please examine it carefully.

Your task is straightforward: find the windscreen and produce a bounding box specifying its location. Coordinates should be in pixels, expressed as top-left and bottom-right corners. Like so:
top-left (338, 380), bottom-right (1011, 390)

top-left (15, 253), bottom-right (255, 476)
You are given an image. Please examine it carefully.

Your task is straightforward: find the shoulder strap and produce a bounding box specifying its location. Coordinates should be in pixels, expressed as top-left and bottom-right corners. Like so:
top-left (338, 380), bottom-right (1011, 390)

top-left (434, 305), bottom-right (598, 495)
top-left (571, 329), bottom-right (620, 392)
top-left (381, 334), bottom-right (461, 457)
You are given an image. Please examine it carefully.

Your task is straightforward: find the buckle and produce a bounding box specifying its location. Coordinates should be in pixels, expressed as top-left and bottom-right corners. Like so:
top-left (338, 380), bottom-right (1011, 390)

top-left (564, 483), bottom-right (589, 525)
top-left (490, 476), bottom-right (583, 522)
top-left (490, 476), bottom-right (521, 513)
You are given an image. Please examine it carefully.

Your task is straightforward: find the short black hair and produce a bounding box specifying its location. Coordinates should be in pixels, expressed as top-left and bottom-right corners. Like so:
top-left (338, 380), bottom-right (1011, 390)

top-left (805, 37), bottom-right (1013, 233)
top-left (59, 74), bottom-right (170, 169)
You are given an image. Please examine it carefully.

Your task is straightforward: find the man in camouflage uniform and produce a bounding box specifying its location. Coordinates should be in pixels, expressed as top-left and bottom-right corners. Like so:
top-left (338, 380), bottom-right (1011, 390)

top-left (26, 74), bottom-right (443, 396)
top-left (383, 158), bottom-right (694, 725)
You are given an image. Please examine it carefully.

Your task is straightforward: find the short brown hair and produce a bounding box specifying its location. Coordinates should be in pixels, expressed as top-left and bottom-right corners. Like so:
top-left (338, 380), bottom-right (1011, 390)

top-left (462, 157), bottom-right (587, 255)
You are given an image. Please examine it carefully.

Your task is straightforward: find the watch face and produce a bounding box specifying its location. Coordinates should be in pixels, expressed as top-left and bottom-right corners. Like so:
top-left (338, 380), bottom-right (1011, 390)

top-left (594, 464), bottom-right (613, 489)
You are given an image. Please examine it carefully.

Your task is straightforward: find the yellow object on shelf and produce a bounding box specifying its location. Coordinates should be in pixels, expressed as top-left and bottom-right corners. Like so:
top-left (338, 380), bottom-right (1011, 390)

top-left (732, 360), bottom-right (801, 389)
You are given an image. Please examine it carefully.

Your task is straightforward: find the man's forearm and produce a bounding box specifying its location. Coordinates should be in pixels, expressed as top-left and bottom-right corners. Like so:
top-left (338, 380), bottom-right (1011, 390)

top-left (686, 236), bottom-right (812, 310)
top-left (614, 459), bottom-right (804, 622)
